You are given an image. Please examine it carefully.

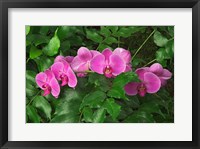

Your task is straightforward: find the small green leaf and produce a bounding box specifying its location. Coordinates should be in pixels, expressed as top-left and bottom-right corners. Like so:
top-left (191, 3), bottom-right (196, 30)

top-left (34, 56), bottom-right (54, 72)
top-left (86, 30), bottom-right (103, 43)
top-left (30, 46), bottom-right (43, 59)
top-left (104, 37), bottom-right (118, 45)
top-left (26, 70), bottom-right (38, 98)
top-left (32, 96), bottom-right (52, 120)
top-left (59, 40), bottom-right (71, 55)
top-left (27, 34), bottom-right (50, 46)
top-left (97, 43), bottom-right (111, 52)
top-left (26, 105), bottom-right (41, 123)
top-left (107, 26), bottom-right (118, 33)
top-left (43, 29), bottom-right (60, 56)
top-left (39, 26), bottom-right (50, 35)
top-left (100, 26), bottom-right (111, 37)
top-left (80, 91), bottom-right (106, 109)
top-left (103, 98), bottom-right (121, 120)
top-left (153, 31), bottom-right (168, 47)
top-left (51, 113), bottom-right (79, 123)
top-left (26, 26), bottom-right (30, 35)
top-left (83, 107), bottom-right (93, 122)
top-left (93, 108), bottom-right (106, 123)
top-left (57, 26), bottom-right (70, 41)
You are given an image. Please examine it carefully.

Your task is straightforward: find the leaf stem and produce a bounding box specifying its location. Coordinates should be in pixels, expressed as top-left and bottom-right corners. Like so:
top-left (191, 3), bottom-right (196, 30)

top-left (26, 58), bottom-right (30, 63)
top-left (27, 90), bottom-right (42, 106)
top-left (131, 29), bottom-right (156, 61)
top-left (143, 59), bottom-right (157, 67)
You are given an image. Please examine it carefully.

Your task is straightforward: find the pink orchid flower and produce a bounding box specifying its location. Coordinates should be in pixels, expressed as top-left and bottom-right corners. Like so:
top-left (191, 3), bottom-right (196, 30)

top-left (124, 71), bottom-right (161, 97)
top-left (51, 59), bottom-right (77, 88)
top-left (70, 47), bottom-right (101, 77)
top-left (36, 70), bottom-right (60, 98)
top-left (90, 48), bottom-right (126, 78)
top-left (54, 55), bottom-right (74, 64)
top-left (113, 48), bottom-right (132, 72)
top-left (136, 63), bottom-right (172, 86)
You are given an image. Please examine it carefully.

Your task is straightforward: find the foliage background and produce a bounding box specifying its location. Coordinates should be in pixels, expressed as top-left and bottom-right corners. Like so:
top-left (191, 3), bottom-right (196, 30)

top-left (26, 26), bottom-right (174, 123)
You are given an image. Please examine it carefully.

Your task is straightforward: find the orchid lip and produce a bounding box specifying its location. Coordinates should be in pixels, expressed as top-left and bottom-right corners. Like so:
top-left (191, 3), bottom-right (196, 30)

top-left (137, 83), bottom-right (147, 97)
top-left (104, 66), bottom-right (113, 78)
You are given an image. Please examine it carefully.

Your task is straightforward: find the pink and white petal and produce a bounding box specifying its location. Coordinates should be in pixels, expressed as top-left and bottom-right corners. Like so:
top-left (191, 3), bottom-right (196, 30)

top-left (35, 72), bottom-right (47, 89)
top-left (44, 70), bottom-right (55, 82)
top-left (109, 54), bottom-right (126, 76)
top-left (102, 48), bottom-right (112, 64)
top-left (77, 47), bottom-right (92, 61)
top-left (135, 67), bottom-right (149, 81)
top-left (71, 56), bottom-right (87, 72)
top-left (124, 82), bottom-right (140, 96)
top-left (113, 48), bottom-right (131, 63)
top-left (160, 69), bottom-right (172, 80)
top-left (144, 72), bottom-right (161, 93)
top-left (54, 55), bottom-right (65, 63)
top-left (50, 78), bottom-right (60, 98)
top-left (66, 67), bottom-right (77, 88)
top-left (51, 62), bottom-right (64, 80)
top-left (90, 54), bottom-right (106, 74)
top-left (149, 63), bottom-right (163, 75)
top-left (90, 50), bottom-right (101, 58)
top-left (65, 56), bottom-right (74, 63)
top-left (124, 64), bottom-right (132, 72)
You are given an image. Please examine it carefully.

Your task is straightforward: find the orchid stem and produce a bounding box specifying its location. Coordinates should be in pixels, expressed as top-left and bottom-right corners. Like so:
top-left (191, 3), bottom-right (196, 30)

top-left (143, 59), bottom-right (157, 67)
top-left (27, 90), bottom-right (42, 106)
top-left (131, 29), bottom-right (156, 61)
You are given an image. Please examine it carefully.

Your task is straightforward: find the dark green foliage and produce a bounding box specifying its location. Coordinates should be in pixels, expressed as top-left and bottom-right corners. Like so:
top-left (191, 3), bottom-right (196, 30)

top-left (26, 26), bottom-right (174, 123)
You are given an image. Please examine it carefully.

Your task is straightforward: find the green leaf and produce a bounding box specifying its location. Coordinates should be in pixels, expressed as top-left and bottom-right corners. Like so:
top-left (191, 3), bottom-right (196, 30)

top-left (104, 37), bottom-right (118, 45)
top-left (153, 31), bottom-right (168, 47)
top-left (93, 107), bottom-right (106, 123)
top-left (32, 96), bottom-right (52, 120)
top-left (51, 113), bottom-right (79, 123)
top-left (59, 40), bottom-right (71, 55)
top-left (29, 46), bottom-right (43, 59)
top-left (107, 72), bottom-right (139, 99)
top-left (57, 26), bottom-right (70, 41)
top-left (80, 91), bottom-right (106, 109)
top-left (107, 26), bottom-right (118, 33)
top-left (26, 26), bottom-right (30, 35)
top-left (100, 26), bottom-right (111, 37)
top-left (26, 70), bottom-right (38, 98)
top-left (83, 107), bottom-right (93, 122)
top-left (124, 111), bottom-right (155, 123)
top-left (103, 98), bottom-right (121, 120)
top-left (167, 26), bottom-right (174, 37)
top-left (86, 30), bottom-right (103, 43)
top-left (97, 43), bottom-right (111, 52)
top-left (43, 29), bottom-right (60, 56)
top-left (165, 40), bottom-right (174, 58)
top-left (39, 26), bottom-right (49, 35)
top-left (26, 70), bottom-right (37, 85)
top-left (34, 56), bottom-right (54, 72)
top-left (27, 34), bottom-right (50, 46)
top-left (26, 105), bottom-right (41, 123)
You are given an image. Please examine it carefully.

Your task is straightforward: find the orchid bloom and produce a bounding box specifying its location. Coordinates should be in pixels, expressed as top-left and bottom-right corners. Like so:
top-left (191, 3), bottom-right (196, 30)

top-left (54, 55), bottom-right (74, 64)
top-left (70, 47), bottom-right (101, 77)
top-left (90, 48), bottom-right (126, 78)
top-left (136, 63), bottom-right (172, 86)
top-left (36, 70), bottom-right (60, 98)
top-left (51, 57), bottom-right (77, 88)
top-left (124, 71), bottom-right (161, 97)
top-left (113, 48), bottom-right (132, 72)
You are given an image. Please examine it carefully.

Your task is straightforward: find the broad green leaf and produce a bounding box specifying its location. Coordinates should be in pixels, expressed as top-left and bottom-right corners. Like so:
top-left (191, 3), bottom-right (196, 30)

top-left (124, 111), bottom-right (155, 123)
top-left (104, 37), bottom-right (118, 45)
top-left (26, 105), bottom-right (41, 123)
top-left (107, 72), bottom-right (139, 99)
top-left (57, 26), bottom-right (70, 41)
top-left (39, 26), bottom-right (49, 35)
top-left (165, 40), bottom-right (174, 58)
top-left (34, 56), bottom-right (54, 72)
top-left (103, 98), bottom-right (121, 120)
top-left (93, 108), bottom-right (106, 123)
top-left (26, 70), bottom-right (38, 97)
top-left (26, 70), bottom-right (37, 85)
top-left (43, 29), bottom-right (60, 56)
top-left (27, 34), bottom-right (50, 46)
top-left (80, 91), bottom-right (106, 109)
top-left (30, 46), bottom-right (42, 59)
top-left (26, 26), bottom-right (30, 35)
top-left (153, 31), bottom-right (168, 47)
top-left (32, 96), bottom-right (52, 120)
top-left (167, 26), bottom-right (174, 37)
top-left (51, 113), bottom-right (79, 123)
top-left (86, 30), bottom-right (103, 43)
top-left (59, 40), bottom-right (71, 55)
top-left (83, 107), bottom-right (93, 122)
top-left (100, 26), bottom-right (111, 37)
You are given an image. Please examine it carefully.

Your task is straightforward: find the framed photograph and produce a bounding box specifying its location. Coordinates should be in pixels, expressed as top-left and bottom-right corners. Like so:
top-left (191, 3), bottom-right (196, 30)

top-left (0, 0), bottom-right (199, 148)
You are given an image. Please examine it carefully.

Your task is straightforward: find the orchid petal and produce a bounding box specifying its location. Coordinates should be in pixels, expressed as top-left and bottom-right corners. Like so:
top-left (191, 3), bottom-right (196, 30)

top-left (113, 48), bottom-right (131, 63)
top-left (124, 82), bottom-right (140, 95)
top-left (90, 54), bottom-right (106, 74)
top-left (66, 67), bottom-right (77, 88)
top-left (109, 54), bottom-right (126, 76)
top-left (160, 69), bottom-right (172, 80)
top-left (77, 47), bottom-right (92, 61)
top-left (51, 62), bottom-right (65, 80)
top-left (71, 56), bottom-right (88, 72)
top-left (90, 50), bottom-right (101, 57)
top-left (135, 67), bottom-right (149, 81)
top-left (149, 63), bottom-right (163, 75)
top-left (54, 55), bottom-right (66, 63)
top-left (65, 56), bottom-right (74, 63)
top-left (50, 78), bottom-right (60, 98)
top-left (102, 48), bottom-right (112, 64)
top-left (35, 72), bottom-right (47, 89)
top-left (144, 72), bottom-right (161, 93)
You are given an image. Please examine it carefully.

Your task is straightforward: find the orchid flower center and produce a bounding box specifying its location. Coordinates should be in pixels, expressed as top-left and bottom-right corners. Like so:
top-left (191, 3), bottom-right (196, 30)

top-left (42, 84), bottom-right (51, 96)
top-left (60, 74), bottom-right (68, 86)
top-left (137, 83), bottom-right (147, 97)
top-left (104, 66), bottom-right (113, 78)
